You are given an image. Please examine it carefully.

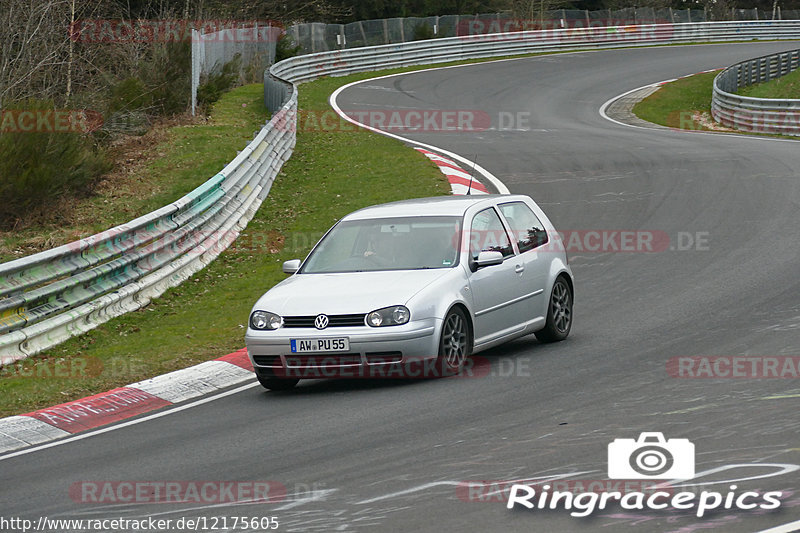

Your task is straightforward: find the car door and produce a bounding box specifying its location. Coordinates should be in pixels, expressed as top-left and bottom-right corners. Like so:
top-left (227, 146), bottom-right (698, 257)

top-left (466, 206), bottom-right (528, 346)
top-left (498, 200), bottom-right (550, 323)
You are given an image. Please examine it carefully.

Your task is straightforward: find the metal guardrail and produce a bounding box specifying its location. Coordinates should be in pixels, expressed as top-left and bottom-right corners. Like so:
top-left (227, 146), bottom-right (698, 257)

top-left (712, 49), bottom-right (800, 135)
top-left (268, 21), bottom-right (800, 87)
top-left (0, 90), bottom-right (297, 362)
top-left (2, 21), bottom-right (800, 363)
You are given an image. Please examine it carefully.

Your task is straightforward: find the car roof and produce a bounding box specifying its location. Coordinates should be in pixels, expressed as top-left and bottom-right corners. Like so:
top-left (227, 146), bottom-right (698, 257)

top-left (342, 195), bottom-right (530, 220)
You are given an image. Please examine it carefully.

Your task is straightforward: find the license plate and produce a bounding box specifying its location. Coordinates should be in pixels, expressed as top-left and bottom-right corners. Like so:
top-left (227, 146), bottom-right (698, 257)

top-left (290, 338), bottom-right (350, 353)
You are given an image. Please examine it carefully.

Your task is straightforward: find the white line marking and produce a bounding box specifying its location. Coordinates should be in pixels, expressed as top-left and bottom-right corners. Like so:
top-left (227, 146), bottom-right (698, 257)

top-left (355, 471), bottom-right (598, 504)
top-left (755, 519), bottom-right (800, 533)
top-left (329, 66), bottom-right (514, 194)
top-left (354, 481), bottom-right (462, 504)
top-left (0, 382), bottom-right (260, 462)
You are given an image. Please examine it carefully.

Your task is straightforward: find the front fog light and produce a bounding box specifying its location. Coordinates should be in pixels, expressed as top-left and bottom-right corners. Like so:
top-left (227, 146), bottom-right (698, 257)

top-left (366, 306), bottom-right (410, 327)
top-left (250, 310), bottom-right (282, 330)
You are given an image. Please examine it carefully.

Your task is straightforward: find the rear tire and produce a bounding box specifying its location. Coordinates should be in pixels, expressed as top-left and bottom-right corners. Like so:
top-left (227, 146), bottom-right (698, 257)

top-left (436, 307), bottom-right (471, 375)
top-left (535, 276), bottom-right (573, 343)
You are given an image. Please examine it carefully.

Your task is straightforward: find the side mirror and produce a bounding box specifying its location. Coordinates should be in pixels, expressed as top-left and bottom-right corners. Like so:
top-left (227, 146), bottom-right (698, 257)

top-left (282, 259), bottom-right (301, 274)
top-left (475, 251), bottom-right (504, 268)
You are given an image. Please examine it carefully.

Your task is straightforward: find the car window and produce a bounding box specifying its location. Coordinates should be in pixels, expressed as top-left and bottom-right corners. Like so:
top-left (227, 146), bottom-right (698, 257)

top-left (469, 207), bottom-right (514, 260)
top-left (499, 201), bottom-right (549, 253)
top-left (302, 216), bottom-right (461, 273)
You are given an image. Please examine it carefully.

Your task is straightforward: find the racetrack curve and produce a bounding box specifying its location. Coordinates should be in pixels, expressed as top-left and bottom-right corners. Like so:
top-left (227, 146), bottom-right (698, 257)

top-left (2, 42), bottom-right (800, 533)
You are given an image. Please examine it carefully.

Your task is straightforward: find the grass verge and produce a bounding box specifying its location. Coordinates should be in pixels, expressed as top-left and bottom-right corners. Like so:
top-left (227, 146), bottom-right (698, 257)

top-left (632, 71), bottom-right (718, 131)
top-left (0, 87), bottom-right (271, 263)
top-left (0, 73), bottom-right (449, 417)
top-left (633, 68), bottom-right (800, 135)
top-left (738, 67), bottom-right (800, 99)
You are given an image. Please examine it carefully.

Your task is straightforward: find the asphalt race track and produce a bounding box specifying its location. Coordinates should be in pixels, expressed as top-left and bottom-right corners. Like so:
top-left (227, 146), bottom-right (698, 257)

top-left (2, 42), bottom-right (800, 533)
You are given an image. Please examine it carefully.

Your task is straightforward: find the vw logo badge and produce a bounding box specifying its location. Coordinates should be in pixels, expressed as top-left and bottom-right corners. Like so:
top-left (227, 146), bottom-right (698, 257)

top-left (314, 314), bottom-right (329, 330)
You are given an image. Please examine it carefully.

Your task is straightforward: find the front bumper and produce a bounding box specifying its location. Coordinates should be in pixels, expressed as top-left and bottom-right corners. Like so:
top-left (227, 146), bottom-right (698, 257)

top-left (245, 318), bottom-right (441, 379)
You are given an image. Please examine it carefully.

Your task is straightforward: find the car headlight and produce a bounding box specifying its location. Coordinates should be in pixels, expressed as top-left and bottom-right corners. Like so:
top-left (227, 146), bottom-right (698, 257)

top-left (366, 306), bottom-right (410, 327)
top-left (250, 310), bottom-right (282, 330)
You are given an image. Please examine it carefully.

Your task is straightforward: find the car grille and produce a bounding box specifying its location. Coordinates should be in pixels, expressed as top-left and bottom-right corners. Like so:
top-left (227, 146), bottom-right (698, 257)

top-left (282, 314), bottom-right (366, 328)
top-left (252, 355), bottom-right (282, 367)
top-left (252, 352), bottom-right (404, 369)
top-left (285, 354), bottom-right (362, 367)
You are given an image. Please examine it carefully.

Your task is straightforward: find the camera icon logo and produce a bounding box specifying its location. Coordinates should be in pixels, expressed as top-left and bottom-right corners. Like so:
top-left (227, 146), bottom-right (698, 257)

top-left (608, 432), bottom-right (695, 479)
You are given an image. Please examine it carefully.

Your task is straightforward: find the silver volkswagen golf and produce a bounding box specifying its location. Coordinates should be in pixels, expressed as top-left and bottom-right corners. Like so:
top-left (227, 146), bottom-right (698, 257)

top-left (245, 195), bottom-right (573, 390)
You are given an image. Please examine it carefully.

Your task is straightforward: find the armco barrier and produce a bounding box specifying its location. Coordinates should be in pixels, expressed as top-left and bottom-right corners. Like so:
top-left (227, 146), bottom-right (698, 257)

top-left (2, 21), bottom-right (800, 363)
top-left (0, 86), bottom-right (297, 362)
top-left (712, 48), bottom-right (800, 134)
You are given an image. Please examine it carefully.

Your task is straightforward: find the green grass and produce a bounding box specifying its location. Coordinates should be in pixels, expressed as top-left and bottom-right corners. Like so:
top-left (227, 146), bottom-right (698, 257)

top-left (738, 68), bottom-right (800, 99)
top-left (0, 74), bottom-right (448, 417)
top-left (632, 71), bottom-right (718, 130)
top-left (0, 86), bottom-right (270, 263)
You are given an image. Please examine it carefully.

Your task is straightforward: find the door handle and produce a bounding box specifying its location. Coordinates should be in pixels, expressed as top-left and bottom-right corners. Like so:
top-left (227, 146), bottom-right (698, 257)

top-left (515, 264), bottom-right (524, 273)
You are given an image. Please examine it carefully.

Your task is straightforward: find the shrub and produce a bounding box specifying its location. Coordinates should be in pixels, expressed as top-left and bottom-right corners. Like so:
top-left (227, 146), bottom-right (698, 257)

top-left (275, 33), bottom-right (302, 62)
top-left (137, 42), bottom-right (192, 115)
top-left (413, 23), bottom-right (436, 41)
top-left (197, 54), bottom-right (242, 108)
top-left (0, 100), bottom-right (110, 227)
top-left (107, 77), bottom-right (152, 115)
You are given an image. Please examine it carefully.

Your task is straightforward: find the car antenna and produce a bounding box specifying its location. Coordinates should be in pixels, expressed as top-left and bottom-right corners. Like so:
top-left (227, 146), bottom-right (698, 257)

top-left (466, 154), bottom-right (478, 195)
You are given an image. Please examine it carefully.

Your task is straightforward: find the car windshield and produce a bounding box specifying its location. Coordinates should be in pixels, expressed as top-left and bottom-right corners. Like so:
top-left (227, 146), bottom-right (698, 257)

top-left (301, 216), bottom-right (462, 273)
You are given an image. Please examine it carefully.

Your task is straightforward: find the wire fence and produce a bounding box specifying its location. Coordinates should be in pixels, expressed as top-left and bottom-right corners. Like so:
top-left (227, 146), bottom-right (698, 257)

top-left (286, 8), bottom-right (800, 54)
top-left (191, 25), bottom-right (280, 115)
top-left (190, 8), bottom-right (800, 112)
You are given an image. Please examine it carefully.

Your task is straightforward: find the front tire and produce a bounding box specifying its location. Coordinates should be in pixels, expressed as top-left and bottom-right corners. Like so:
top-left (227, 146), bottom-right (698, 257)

top-left (535, 276), bottom-right (573, 343)
top-left (437, 307), bottom-right (471, 375)
top-left (256, 372), bottom-right (299, 391)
